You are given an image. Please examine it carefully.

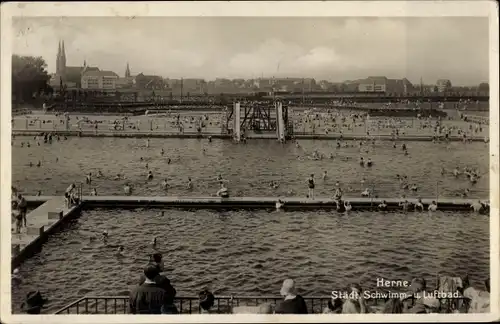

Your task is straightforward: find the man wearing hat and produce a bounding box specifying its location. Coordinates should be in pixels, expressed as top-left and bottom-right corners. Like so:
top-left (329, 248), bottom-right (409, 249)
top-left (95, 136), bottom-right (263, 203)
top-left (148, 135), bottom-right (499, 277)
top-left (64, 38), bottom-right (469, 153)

top-left (274, 279), bottom-right (308, 314)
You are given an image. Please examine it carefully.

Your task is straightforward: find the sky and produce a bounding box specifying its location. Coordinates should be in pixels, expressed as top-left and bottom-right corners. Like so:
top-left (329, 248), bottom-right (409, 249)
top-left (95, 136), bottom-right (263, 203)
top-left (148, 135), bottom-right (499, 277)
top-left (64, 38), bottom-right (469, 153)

top-left (12, 17), bottom-right (489, 85)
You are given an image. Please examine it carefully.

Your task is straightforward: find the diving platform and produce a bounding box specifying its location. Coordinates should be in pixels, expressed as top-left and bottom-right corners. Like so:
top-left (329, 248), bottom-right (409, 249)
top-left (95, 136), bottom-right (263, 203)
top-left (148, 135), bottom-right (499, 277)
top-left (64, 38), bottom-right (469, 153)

top-left (23, 195), bottom-right (483, 211)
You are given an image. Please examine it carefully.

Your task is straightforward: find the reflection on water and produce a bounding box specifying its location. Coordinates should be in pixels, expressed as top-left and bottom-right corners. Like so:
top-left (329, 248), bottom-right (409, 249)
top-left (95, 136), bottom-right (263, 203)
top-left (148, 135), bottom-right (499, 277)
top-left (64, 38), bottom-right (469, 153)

top-left (11, 208), bottom-right (489, 313)
top-left (12, 137), bottom-right (489, 198)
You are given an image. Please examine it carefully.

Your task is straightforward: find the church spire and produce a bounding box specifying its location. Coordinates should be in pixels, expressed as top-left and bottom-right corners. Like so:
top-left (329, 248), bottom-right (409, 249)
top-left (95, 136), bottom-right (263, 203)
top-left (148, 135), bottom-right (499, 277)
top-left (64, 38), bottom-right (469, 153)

top-left (125, 62), bottom-right (131, 78)
top-left (56, 40), bottom-right (61, 75)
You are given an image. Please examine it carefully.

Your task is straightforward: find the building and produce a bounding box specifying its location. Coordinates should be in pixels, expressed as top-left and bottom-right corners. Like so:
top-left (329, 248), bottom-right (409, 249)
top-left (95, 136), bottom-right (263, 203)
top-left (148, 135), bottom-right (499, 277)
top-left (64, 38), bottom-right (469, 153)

top-left (358, 76), bottom-right (387, 92)
top-left (81, 70), bottom-right (119, 90)
top-left (51, 40), bottom-right (100, 88)
top-left (436, 79), bottom-right (452, 92)
top-left (357, 76), bottom-right (414, 94)
top-left (134, 73), bottom-right (165, 89)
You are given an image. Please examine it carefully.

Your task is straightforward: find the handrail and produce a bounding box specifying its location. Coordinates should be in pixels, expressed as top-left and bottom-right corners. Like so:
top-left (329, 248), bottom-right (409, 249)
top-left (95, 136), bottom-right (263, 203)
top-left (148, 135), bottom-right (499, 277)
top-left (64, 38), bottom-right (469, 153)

top-left (54, 294), bottom-right (470, 314)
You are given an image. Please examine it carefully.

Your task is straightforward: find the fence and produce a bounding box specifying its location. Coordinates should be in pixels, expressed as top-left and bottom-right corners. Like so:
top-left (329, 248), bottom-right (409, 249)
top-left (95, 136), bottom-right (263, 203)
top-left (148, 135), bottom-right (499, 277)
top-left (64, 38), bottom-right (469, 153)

top-left (54, 295), bottom-right (470, 314)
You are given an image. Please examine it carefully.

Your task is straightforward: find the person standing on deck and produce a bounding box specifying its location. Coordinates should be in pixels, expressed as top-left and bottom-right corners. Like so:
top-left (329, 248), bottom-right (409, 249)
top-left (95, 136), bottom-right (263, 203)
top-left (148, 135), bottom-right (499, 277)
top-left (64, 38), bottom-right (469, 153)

top-left (17, 194), bottom-right (28, 227)
top-left (307, 174), bottom-right (315, 199)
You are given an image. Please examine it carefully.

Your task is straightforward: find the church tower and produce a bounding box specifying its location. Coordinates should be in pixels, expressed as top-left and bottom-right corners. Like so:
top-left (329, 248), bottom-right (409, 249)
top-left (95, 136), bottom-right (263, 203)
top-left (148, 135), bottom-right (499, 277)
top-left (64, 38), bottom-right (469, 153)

top-left (56, 41), bottom-right (61, 75)
top-left (60, 40), bottom-right (67, 77)
top-left (125, 62), bottom-right (131, 78)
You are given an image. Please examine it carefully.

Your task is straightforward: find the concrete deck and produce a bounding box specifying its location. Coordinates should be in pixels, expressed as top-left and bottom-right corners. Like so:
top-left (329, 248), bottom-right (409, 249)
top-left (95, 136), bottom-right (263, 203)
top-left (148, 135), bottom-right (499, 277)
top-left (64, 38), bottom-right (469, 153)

top-left (11, 196), bottom-right (82, 268)
top-left (12, 129), bottom-right (486, 142)
top-left (24, 195), bottom-right (482, 211)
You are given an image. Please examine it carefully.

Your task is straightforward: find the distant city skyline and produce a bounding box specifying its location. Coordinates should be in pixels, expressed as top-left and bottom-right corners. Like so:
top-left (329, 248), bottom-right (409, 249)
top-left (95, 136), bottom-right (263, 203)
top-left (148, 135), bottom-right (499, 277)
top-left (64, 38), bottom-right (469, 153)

top-left (12, 17), bottom-right (489, 86)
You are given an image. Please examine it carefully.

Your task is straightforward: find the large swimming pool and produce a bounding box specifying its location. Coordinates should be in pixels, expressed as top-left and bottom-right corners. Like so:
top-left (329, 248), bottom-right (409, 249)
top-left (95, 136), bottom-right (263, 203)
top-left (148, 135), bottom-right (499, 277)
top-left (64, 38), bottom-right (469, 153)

top-left (11, 208), bottom-right (490, 314)
top-left (12, 137), bottom-right (489, 198)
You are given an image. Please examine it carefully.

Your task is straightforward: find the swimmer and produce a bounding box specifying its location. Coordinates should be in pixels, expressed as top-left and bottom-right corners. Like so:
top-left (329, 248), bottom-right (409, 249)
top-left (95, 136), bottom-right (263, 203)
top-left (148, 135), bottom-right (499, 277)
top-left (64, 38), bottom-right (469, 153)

top-left (167, 158), bottom-right (171, 164)
top-left (344, 201), bottom-right (352, 213)
top-left (160, 148), bottom-right (164, 156)
top-left (216, 174), bottom-right (223, 182)
top-left (161, 178), bottom-right (168, 190)
top-left (124, 183), bottom-right (132, 195)
top-left (116, 245), bottom-right (125, 257)
top-left (97, 170), bottom-right (103, 178)
top-left (115, 173), bottom-right (122, 180)
top-left (333, 187), bottom-right (343, 201)
top-left (404, 150), bottom-right (409, 156)
top-left (359, 157), bottom-right (365, 167)
top-left (399, 200), bottom-right (410, 213)
top-left (12, 268), bottom-right (21, 282)
top-left (216, 182), bottom-right (229, 198)
top-left (102, 230), bottom-right (109, 244)
top-left (271, 181), bottom-right (280, 189)
top-left (29, 162), bottom-right (33, 167)
top-left (366, 158), bottom-right (373, 167)
top-left (470, 175), bottom-right (477, 184)
top-left (36, 190), bottom-right (42, 196)
top-left (36, 161), bottom-right (41, 167)
top-left (410, 184), bottom-right (418, 192)
top-left (208, 136), bottom-right (212, 143)
top-left (322, 171), bottom-right (328, 180)
top-left (360, 178), bottom-right (366, 186)
top-left (453, 167), bottom-right (460, 177)
top-left (90, 188), bottom-right (97, 196)
top-left (361, 188), bottom-right (371, 197)
top-left (440, 167), bottom-right (446, 176)
top-left (86, 173), bottom-right (92, 185)
top-left (378, 200), bottom-right (388, 211)
top-left (187, 178), bottom-right (193, 190)
top-left (276, 199), bottom-right (284, 211)
top-left (145, 163), bottom-right (149, 169)
top-left (146, 139), bottom-right (150, 148)
top-left (152, 237), bottom-right (158, 249)
top-left (471, 200), bottom-right (483, 213)
top-left (147, 171), bottom-right (154, 181)
top-left (428, 201), bottom-right (438, 212)
top-left (414, 198), bottom-right (424, 212)
top-left (462, 188), bottom-right (470, 198)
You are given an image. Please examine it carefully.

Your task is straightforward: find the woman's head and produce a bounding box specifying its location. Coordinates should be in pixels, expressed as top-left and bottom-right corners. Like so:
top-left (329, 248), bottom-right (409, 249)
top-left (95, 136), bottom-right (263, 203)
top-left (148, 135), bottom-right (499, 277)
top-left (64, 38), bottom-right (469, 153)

top-left (199, 289), bottom-right (215, 311)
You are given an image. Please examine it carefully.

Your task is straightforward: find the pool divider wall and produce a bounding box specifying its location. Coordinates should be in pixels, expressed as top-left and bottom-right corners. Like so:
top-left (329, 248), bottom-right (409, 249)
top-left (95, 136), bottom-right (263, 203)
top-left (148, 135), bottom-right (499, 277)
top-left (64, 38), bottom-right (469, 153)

top-left (25, 196), bottom-right (476, 211)
top-left (12, 129), bottom-right (486, 142)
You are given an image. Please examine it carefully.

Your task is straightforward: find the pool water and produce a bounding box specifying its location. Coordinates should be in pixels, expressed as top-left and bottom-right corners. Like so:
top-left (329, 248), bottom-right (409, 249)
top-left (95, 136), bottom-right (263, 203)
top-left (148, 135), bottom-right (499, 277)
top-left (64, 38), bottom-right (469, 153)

top-left (12, 137), bottom-right (489, 198)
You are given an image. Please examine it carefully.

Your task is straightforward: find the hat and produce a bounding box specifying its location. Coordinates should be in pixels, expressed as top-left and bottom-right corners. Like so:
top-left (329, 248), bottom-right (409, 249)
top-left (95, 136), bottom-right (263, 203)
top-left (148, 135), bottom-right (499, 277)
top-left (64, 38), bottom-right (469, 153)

top-left (280, 279), bottom-right (296, 296)
top-left (22, 291), bottom-right (48, 314)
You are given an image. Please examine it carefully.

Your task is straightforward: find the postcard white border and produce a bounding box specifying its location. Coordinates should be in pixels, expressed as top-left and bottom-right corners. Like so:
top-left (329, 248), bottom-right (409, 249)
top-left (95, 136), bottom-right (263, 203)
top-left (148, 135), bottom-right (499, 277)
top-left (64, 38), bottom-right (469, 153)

top-left (1, 1), bottom-right (499, 323)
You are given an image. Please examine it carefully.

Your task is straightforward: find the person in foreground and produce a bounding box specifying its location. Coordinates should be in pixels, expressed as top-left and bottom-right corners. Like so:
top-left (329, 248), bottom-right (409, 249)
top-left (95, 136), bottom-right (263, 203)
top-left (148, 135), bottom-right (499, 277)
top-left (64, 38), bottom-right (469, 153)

top-left (274, 279), bottom-right (308, 314)
top-left (130, 264), bottom-right (175, 314)
top-left (137, 253), bottom-right (178, 314)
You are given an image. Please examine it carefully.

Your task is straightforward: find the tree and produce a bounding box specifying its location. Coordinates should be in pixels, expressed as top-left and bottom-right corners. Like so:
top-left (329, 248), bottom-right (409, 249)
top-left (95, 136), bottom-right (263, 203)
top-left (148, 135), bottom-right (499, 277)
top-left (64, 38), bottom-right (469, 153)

top-left (12, 55), bottom-right (51, 105)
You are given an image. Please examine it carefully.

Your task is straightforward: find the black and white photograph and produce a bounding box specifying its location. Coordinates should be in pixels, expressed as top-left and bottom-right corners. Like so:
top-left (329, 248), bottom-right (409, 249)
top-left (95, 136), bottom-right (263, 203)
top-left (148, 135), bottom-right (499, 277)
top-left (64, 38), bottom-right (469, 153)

top-left (1, 1), bottom-right (498, 322)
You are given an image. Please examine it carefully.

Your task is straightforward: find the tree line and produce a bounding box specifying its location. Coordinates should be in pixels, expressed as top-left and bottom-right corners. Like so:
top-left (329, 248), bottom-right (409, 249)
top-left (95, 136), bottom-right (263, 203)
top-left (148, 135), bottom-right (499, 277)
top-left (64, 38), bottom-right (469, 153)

top-left (12, 55), bottom-right (53, 107)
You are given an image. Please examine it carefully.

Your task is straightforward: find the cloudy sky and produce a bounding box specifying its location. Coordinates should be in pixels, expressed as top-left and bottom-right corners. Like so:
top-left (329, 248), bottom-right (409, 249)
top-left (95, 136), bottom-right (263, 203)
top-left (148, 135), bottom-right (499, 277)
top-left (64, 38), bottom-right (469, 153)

top-left (12, 17), bottom-right (489, 85)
